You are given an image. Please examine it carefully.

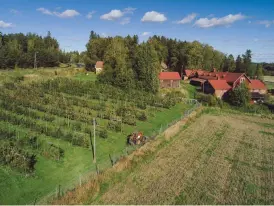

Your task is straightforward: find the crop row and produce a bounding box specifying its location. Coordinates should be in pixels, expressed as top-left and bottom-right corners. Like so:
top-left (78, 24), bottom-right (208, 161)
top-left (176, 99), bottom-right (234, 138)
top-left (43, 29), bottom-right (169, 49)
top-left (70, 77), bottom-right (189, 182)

top-left (0, 109), bottom-right (90, 148)
top-left (0, 122), bottom-right (65, 162)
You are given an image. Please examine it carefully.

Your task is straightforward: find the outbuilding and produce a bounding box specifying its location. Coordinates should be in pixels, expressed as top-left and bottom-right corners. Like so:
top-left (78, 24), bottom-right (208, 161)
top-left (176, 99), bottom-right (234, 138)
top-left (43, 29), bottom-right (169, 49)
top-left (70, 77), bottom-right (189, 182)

top-left (95, 61), bottom-right (104, 74)
top-left (204, 80), bottom-right (231, 99)
top-left (159, 72), bottom-right (181, 88)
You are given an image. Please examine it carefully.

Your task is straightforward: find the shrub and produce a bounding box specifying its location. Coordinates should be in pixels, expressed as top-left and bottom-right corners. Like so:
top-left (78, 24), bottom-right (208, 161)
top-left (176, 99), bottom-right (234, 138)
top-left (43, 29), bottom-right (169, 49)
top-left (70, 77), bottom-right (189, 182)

top-left (136, 111), bottom-right (147, 121)
top-left (137, 101), bottom-right (147, 110)
top-left (196, 93), bottom-right (217, 106)
top-left (227, 83), bottom-right (251, 107)
top-left (107, 121), bottom-right (121, 132)
top-left (99, 129), bottom-right (108, 139)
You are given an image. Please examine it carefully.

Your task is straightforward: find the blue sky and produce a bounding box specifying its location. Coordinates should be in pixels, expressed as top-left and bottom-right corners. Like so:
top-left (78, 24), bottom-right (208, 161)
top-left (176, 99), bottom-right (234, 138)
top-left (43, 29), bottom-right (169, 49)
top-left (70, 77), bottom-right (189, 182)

top-left (1, 0), bottom-right (274, 62)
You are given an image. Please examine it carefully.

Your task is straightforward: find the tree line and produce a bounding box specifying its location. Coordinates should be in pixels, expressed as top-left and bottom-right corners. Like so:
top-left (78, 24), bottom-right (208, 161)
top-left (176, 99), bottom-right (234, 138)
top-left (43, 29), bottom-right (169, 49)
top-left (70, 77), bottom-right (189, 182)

top-left (84, 31), bottom-right (266, 92)
top-left (0, 31), bottom-right (85, 69)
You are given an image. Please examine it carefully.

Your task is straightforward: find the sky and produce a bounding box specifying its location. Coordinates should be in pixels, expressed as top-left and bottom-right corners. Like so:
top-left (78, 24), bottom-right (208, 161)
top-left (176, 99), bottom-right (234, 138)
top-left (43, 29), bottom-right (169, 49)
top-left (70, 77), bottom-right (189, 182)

top-left (0, 0), bottom-right (274, 62)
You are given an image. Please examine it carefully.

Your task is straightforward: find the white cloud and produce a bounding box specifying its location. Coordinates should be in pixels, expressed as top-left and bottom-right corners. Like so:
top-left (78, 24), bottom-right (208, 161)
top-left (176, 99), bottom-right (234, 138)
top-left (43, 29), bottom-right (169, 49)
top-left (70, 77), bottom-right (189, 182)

top-left (37, 8), bottom-right (80, 18)
top-left (37, 8), bottom-right (53, 15)
top-left (100, 8), bottom-right (135, 22)
top-left (176, 13), bottom-right (197, 24)
top-left (86, 11), bottom-right (96, 19)
top-left (194, 13), bottom-right (246, 28)
top-left (10, 9), bottom-right (19, 14)
top-left (120, 17), bottom-right (130, 25)
top-left (141, 11), bottom-right (167, 22)
top-left (55, 10), bottom-right (80, 18)
top-left (257, 20), bottom-right (272, 28)
top-left (141, 32), bottom-right (151, 36)
top-left (0, 20), bottom-right (13, 28)
top-left (123, 7), bottom-right (136, 14)
top-left (100, 9), bottom-right (124, 20)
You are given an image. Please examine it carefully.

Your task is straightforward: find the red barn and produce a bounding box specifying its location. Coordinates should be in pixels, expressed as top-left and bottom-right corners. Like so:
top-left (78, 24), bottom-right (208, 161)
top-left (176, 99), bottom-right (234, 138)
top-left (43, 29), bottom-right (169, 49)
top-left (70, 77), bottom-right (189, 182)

top-left (204, 80), bottom-right (231, 99)
top-left (159, 72), bottom-right (181, 88)
top-left (249, 80), bottom-right (267, 94)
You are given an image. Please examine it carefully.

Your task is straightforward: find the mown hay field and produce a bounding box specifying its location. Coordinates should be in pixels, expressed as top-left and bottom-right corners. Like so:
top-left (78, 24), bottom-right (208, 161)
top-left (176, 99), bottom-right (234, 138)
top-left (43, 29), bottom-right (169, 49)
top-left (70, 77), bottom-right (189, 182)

top-left (93, 113), bottom-right (274, 205)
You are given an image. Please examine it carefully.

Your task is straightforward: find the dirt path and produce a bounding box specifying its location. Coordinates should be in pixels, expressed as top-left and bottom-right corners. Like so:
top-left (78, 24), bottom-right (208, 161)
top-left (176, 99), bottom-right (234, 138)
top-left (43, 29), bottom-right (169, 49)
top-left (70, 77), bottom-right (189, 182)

top-left (96, 114), bottom-right (274, 205)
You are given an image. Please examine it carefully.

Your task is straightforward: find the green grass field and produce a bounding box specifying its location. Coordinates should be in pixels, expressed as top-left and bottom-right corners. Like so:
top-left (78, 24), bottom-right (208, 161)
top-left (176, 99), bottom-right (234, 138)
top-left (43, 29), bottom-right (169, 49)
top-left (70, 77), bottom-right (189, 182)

top-left (0, 69), bottom-right (192, 204)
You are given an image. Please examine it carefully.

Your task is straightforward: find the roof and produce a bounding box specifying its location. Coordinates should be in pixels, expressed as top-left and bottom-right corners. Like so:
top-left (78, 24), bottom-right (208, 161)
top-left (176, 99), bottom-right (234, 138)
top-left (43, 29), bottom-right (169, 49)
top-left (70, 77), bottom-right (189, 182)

top-left (220, 73), bottom-right (250, 84)
top-left (95, 61), bottom-right (104, 68)
top-left (159, 72), bottom-right (181, 80)
top-left (249, 80), bottom-right (267, 90)
top-left (184, 69), bottom-right (194, 77)
top-left (198, 75), bottom-right (218, 80)
top-left (190, 78), bottom-right (207, 83)
top-left (208, 80), bottom-right (231, 90)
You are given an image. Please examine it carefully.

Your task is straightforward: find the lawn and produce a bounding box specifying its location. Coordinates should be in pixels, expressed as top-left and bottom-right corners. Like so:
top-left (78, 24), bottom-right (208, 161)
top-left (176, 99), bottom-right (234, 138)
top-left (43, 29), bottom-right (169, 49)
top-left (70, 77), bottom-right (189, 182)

top-left (0, 72), bottom-right (193, 204)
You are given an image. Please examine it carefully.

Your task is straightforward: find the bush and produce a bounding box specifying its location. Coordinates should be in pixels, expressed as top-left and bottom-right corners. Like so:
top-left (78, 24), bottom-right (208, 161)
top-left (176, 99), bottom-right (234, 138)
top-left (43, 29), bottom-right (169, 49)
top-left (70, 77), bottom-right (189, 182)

top-left (227, 83), bottom-right (251, 107)
top-left (136, 111), bottom-right (147, 121)
top-left (137, 101), bottom-right (147, 110)
top-left (107, 121), bottom-right (121, 132)
top-left (99, 129), bottom-right (108, 139)
top-left (196, 93), bottom-right (217, 106)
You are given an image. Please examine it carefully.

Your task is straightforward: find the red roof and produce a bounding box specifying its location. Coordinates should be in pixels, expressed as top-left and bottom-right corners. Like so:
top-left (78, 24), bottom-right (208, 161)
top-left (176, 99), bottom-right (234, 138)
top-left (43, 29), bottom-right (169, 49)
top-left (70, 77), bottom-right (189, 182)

top-left (208, 80), bottom-right (231, 90)
top-left (220, 73), bottom-right (250, 84)
top-left (95, 61), bottom-right (104, 68)
top-left (159, 72), bottom-right (181, 80)
top-left (249, 80), bottom-right (267, 90)
top-left (184, 69), bottom-right (194, 77)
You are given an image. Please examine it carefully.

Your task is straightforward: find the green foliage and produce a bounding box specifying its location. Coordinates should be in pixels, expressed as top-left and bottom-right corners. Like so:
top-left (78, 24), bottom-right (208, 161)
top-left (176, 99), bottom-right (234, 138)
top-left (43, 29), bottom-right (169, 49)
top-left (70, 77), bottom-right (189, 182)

top-left (0, 141), bottom-right (37, 173)
top-left (227, 83), bottom-right (251, 107)
top-left (107, 121), bottom-right (121, 132)
top-left (98, 37), bottom-right (135, 89)
top-left (196, 93), bottom-right (218, 106)
top-left (135, 43), bottom-right (161, 93)
top-left (99, 129), bottom-right (108, 139)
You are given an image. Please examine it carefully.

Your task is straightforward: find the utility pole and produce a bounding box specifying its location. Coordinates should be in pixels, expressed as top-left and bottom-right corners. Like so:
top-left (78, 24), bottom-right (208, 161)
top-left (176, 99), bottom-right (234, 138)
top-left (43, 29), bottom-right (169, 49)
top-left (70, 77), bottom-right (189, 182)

top-left (34, 52), bottom-right (38, 69)
top-left (93, 118), bottom-right (96, 163)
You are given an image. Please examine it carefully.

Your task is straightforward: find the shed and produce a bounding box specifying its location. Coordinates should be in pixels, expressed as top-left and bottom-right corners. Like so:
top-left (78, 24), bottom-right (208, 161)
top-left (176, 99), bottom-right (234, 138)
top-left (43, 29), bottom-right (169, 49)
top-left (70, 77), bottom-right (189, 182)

top-left (95, 61), bottom-right (104, 74)
top-left (159, 72), bottom-right (181, 88)
top-left (204, 80), bottom-right (231, 99)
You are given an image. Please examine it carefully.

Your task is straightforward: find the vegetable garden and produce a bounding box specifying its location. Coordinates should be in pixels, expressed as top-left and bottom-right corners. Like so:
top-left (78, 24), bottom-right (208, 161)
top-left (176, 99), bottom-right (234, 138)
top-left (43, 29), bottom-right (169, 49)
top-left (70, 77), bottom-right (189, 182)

top-left (0, 77), bottom-right (191, 204)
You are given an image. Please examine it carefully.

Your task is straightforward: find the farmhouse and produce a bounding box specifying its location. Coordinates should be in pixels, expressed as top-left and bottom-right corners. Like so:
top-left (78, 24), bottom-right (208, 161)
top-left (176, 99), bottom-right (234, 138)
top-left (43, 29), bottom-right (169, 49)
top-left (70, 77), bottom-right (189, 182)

top-left (95, 61), bottom-right (104, 74)
top-left (159, 72), bottom-right (181, 88)
top-left (203, 80), bottom-right (231, 98)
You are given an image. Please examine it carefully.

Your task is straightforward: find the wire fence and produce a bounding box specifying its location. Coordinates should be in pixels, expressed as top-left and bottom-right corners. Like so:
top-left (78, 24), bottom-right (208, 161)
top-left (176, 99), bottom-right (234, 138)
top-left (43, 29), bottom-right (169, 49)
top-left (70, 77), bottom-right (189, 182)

top-left (35, 98), bottom-right (201, 205)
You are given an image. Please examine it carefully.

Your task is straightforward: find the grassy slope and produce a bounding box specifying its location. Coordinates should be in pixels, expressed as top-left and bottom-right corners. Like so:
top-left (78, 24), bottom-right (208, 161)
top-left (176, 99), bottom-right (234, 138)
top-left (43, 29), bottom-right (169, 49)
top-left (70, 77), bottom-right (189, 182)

top-left (86, 110), bottom-right (274, 205)
top-left (0, 69), bottom-right (191, 204)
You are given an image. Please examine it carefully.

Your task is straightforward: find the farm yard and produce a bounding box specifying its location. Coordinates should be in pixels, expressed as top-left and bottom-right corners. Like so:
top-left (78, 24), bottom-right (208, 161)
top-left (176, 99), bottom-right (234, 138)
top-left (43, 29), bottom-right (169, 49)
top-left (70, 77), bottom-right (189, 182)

top-left (0, 70), bottom-right (192, 204)
top-left (86, 112), bottom-right (274, 205)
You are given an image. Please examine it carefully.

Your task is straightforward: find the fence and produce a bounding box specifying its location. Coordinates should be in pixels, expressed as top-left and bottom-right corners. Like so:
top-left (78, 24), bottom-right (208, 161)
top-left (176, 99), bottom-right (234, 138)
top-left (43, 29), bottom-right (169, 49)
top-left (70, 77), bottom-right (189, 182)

top-left (34, 98), bottom-right (201, 205)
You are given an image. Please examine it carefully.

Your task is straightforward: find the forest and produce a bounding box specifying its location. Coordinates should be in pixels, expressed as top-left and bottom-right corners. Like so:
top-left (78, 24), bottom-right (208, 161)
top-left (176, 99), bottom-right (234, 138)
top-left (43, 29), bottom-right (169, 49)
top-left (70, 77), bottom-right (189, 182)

top-left (0, 30), bottom-right (270, 83)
